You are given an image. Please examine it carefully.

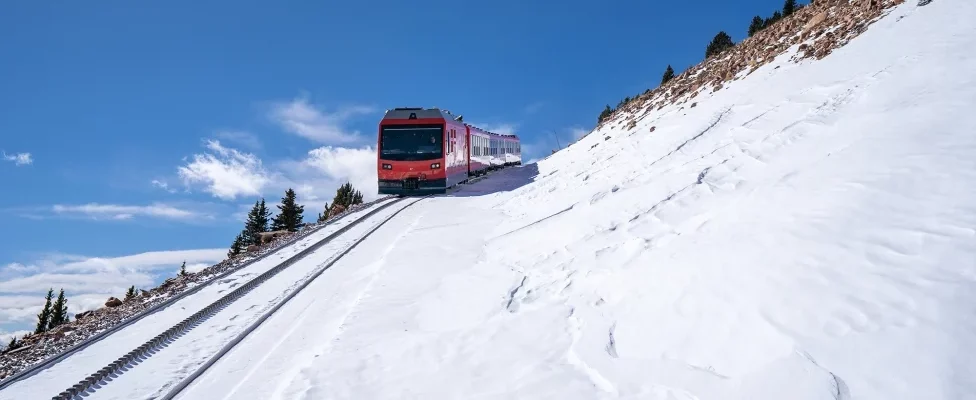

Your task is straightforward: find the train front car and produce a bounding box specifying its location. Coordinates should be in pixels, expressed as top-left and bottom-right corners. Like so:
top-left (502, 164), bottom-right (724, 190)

top-left (376, 107), bottom-right (468, 195)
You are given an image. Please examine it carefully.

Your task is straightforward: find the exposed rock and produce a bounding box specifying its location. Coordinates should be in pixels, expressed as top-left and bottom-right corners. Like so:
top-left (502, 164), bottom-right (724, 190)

top-left (804, 11), bottom-right (828, 33)
top-left (258, 230), bottom-right (291, 245)
top-left (328, 204), bottom-right (347, 219)
top-left (105, 297), bottom-right (123, 308)
top-left (597, 0), bottom-right (904, 128)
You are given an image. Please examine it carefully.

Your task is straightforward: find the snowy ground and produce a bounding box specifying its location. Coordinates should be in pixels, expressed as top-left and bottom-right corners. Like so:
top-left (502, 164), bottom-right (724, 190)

top-left (0, 198), bottom-right (396, 400)
top-left (5, 0), bottom-right (975, 399)
top-left (174, 1), bottom-right (974, 399)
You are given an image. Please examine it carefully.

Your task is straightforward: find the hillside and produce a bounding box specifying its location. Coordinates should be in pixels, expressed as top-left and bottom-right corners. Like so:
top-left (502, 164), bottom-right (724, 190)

top-left (3, 0), bottom-right (974, 398)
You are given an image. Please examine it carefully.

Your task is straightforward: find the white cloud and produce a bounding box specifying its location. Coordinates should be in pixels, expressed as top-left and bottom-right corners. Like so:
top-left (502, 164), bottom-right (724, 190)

top-left (269, 95), bottom-right (375, 144)
top-left (269, 145), bottom-right (379, 214)
top-left (177, 139), bottom-right (273, 200)
top-left (470, 122), bottom-right (518, 136)
top-left (151, 179), bottom-right (178, 194)
top-left (2, 151), bottom-right (33, 166)
top-left (51, 202), bottom-right (202, 221)
top-left (215, 130), bottom-right (262, 150)
top-left (1, 329), bottom-right (31, 344)
top-left (0, 249), bottom-right (227, 336)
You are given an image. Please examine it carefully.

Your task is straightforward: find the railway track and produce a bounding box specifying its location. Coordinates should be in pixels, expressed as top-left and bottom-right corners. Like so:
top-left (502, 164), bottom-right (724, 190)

top-left (0, 195), bottom-right (397, 393)
top-left (38, 195), bottom-right (425, 400)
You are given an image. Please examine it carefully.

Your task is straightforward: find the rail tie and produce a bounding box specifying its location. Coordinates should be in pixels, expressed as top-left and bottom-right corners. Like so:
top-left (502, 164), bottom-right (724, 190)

top-left (0, 196), bottom-right (396, 392)
top-left (160, 195), bottom-right (428, 399)
top-left (47, 196), bottom-right (412, 399)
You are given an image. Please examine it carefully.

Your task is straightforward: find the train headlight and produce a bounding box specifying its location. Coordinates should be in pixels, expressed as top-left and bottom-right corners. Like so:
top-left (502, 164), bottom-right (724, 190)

top-left (430, 163), bottom-right (441, 169)
top-left (382, 164), bottom-right (392, 170)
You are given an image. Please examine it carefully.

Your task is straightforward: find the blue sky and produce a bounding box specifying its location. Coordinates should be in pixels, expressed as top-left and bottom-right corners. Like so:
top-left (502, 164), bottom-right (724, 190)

top-left (0, 0), bottom-right (791, 338)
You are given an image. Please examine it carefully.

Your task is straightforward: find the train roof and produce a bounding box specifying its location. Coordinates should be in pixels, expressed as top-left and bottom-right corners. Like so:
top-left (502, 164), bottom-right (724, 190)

top-left (381, 107), bottom-right (460, 122)
top-left (381, 107), bottom-right (519, 139)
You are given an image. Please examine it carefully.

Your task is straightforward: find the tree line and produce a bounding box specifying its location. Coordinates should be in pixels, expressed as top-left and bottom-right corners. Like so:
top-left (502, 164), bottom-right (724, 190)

top-left (227, 183), bottom-right (364, 258)
top-left (597, 0), bottom-right (805, 125)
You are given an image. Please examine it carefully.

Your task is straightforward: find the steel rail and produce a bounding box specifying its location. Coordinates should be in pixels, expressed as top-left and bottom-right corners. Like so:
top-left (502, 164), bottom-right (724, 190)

top-left (46, 196), bottom-right (408, 400)
top-left (0, 195), bottom-right (396, 392)
top-left (160, 195), bottom-right (428, 400)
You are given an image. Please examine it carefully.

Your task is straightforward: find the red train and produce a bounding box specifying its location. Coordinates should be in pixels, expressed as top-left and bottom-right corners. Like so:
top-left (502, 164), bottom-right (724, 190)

top-left (376, 107), bottom-right (521, 195)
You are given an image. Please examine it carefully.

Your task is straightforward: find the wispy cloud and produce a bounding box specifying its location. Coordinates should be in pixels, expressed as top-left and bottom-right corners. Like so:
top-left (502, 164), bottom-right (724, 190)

top-left (214, 130), bottom-right (262, 150)
top-left (0, 249), bottom-right (227, 338)
top-left (50, 202), bottom-right (203, 221)
top-left (151, 179), bottom-right (178, 194)
top-left (469, 122), bottom-right (519, 136)
top-left (2, 151), bottom-right (33, 166)
top-left (177, 139), bottom-right (273, 200)
top-left (268, 95), bottom-right (375, 144)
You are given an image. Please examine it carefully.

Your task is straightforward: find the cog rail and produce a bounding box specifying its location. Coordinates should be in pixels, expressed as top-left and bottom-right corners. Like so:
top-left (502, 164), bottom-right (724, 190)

top-left (160, 195), bottom-right (428, 400)
top-left (49, 196), bottom-right (418, 400)
top-left (0, 195), bottom-right (397, 393)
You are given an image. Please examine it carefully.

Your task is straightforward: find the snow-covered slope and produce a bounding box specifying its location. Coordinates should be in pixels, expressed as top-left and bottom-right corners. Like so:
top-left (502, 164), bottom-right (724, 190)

top-left (170, 1), bottom-right (975, 399)
top-left (6, 0), bottom-right (973, 399)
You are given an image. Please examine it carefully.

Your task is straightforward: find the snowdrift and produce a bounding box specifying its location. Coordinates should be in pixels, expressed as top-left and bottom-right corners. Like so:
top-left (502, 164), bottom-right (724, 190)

top-left (177, 1), bottom-right (974, 399)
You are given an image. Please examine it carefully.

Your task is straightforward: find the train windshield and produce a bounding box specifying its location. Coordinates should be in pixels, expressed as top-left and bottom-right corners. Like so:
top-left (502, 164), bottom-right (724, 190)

top-left (379, 124), bottom-right (444, 161)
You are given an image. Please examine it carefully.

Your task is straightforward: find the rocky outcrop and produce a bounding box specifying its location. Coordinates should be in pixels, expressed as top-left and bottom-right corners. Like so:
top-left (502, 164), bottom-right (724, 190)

top-left (258, 230), bottom-right (291, 245)
top-left (602, 0), bottom-right (905, 130)
top-left (0, 197), bottom-right (387, 382)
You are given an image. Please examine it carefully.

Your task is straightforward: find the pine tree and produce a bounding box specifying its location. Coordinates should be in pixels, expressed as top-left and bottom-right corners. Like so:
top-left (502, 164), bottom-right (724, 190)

top-left (748, 15), bottom-right (765, 36)
top-left (125, 285), bottom-right (136, 300)
top-left (661, 65), bottom-right (676, 85)
top-left (6, 336), bottom-right (17, 352)
top-left (34, 288), bottom-right (54, 334)
top-left (257, 199), bottom-right (271, 230)
top-left (179, 261), bottom-right (187, 277)
top-left (705, 31), bottom-right (735, 59)
top-left (783, 0), bottom-right (797, 16)
top-left (317, 201), bottom-right (331, 222)
top-left (598, 105), bottom-right (614, 123)
top-left (228, 232), bottom-right (245, 257)
top-left (271, 188), bottom-right (305, 232)
top-left (242, 198), bottom-right (273, 246)
top-left (49, 289), bottom-right (68, 328)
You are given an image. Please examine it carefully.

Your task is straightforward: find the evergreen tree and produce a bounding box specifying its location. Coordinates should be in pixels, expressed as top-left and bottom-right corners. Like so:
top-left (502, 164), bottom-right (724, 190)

top-left (705, 31), bottom-right (735, 59)
top-left (179, 261), bottom-right (188, 277)
top-left (748, 15), bottom-right (765, 36)
top-left (125, 285), bottom-right (136, 300)
top-left (271, 188), bottom-right (305, 232)
top-left (661, 65), bottom-right (676, 85)
top-left (317, 202), bottom-right (331, 222)
top-left (598, 105), bottom-right (614, 123)
top-left (783, 0), bottom-right (797, 16)
top-left (242, 198), bottom-right (273, 245)
top-left (257, 199), bottom-right (271, 230)
top-left (49, 289), bottom-right (68, 328)
top-left (34, 288), bottom-right (54, 334)
top-left (6, 336), bottom-right (17, 351)
top-left (228, 232), bottom-right (245, 257)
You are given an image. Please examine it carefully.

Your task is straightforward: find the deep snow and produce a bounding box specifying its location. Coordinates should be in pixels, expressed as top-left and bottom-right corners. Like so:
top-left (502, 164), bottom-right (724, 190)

top-left (176, 1), bottom-right (975, 399)
top-left (5, 0), bottom-right (976, 399)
